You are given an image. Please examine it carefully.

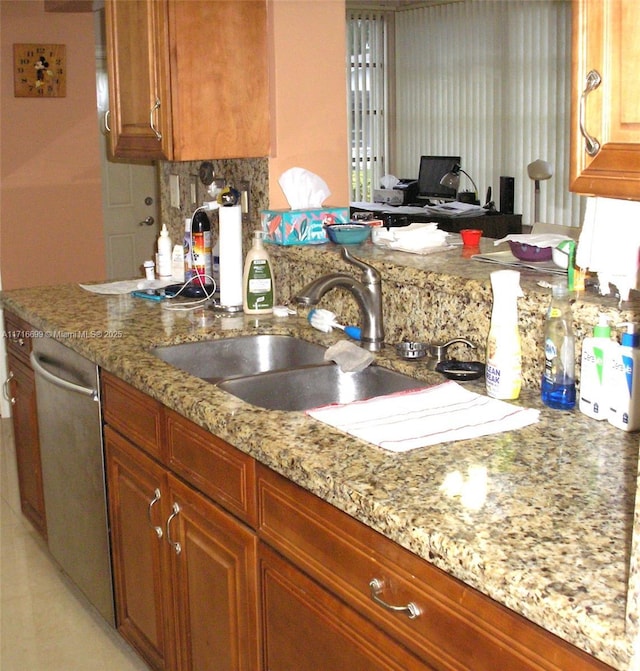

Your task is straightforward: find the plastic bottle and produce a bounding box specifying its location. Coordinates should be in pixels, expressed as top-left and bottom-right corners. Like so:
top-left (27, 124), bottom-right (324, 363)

top-left (485, 269), bottom-right (523, 400)
top-left (183, 217), bottom-right (193, 281)
top-left (156, 224), bottom-right (172, 278)
top-left (607, 323), bottom-right (640, 431)
top-left (191, 210), bottom-right (213, 284)
top-left (578, 314), bottom-right (611, 420)
top-left (541, 283), bottom-right (576, 410)
top-left (243, 230), bottom-right (275, 314)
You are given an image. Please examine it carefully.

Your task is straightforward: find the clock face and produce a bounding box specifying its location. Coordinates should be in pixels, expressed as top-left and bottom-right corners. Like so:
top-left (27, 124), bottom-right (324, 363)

top-left (13, 44), bottom-right (66, 98)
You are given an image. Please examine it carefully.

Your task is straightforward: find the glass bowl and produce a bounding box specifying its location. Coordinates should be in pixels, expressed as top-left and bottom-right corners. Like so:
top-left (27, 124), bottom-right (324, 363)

top-left (324, 223), bottom-right (372, 245)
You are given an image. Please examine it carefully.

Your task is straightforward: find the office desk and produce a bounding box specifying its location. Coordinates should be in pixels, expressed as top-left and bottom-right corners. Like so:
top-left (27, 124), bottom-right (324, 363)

top-left (351, 207), bottom-right (522, 239)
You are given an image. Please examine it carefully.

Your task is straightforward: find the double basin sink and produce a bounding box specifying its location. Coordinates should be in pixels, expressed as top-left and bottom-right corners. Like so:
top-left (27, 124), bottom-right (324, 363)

top-left (152, 334), bottom-right (428, 411)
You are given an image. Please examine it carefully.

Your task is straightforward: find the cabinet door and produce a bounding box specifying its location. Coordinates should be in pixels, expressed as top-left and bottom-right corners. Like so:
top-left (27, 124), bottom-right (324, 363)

top-left (6, 354), bottom-right (47, 538)
top-left (105, 427), bottom-right (175, 671)
top-left (259, 543), bottom-right (430, 671)
top-left (167, 475), bottom-right (259, 671)
top-left (570, 0), bottom-right (640, 198)
top-left (105, 0), bottom-right (172, 159)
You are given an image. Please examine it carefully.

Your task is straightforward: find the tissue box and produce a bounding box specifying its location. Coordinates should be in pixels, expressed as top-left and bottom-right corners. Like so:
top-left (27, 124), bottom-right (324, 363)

top-left (261, 207), bottom-right (349, 246)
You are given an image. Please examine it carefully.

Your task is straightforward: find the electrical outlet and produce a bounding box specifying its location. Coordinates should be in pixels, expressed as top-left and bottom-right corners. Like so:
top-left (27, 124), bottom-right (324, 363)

top-left (169, 174), bottom-right (180, 209)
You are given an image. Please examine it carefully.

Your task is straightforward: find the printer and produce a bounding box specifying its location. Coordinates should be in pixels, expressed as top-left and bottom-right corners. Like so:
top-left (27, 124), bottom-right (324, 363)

top-left (372, 179), bottom-right (418, 206)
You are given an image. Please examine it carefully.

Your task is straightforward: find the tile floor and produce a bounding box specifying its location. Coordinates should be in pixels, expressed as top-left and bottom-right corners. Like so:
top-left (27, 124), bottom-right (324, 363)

top-left (0, 418), bottom-right (149, 670)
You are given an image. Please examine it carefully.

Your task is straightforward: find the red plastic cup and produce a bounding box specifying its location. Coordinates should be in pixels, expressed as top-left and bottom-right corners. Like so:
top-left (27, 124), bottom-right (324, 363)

top-left (460, 229), bottom-right (482, 247)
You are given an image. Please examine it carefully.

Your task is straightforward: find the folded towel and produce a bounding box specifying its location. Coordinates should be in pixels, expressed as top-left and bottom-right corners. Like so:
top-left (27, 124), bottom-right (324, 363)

top-left (306, 380), bottom-right (539, 452)
top-left (372, 223), bottom-right (449, 254)
top-left (576, 196), bottom-right (640, 300)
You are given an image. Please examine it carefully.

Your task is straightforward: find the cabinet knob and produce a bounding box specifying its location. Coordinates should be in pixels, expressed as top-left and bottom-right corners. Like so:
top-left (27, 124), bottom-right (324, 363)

top-left (579, 69), bottom-right (602, 157)
top-left (369, 578), bottom-right (421, 620)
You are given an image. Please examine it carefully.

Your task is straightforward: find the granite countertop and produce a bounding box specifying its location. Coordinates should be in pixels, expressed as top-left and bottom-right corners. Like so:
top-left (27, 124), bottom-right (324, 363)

top-left (2, 246), bottom-right (639, 670)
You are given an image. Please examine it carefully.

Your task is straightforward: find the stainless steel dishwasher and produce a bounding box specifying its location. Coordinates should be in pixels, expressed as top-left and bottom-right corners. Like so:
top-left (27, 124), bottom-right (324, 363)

top-left (30, 336), bottom-right (115, 626)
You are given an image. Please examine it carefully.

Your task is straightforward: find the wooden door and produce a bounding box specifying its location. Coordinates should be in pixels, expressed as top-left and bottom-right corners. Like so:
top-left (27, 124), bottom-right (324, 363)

top-left (105, 0), bottom-right (172, 160)
top-left (570, 0), bottom-right (640, 198)
top-left (6, 354), bottom-right (47, 538)
top-left (168, 474), bottom-right (259, 671)
top-left (105, 427), bottom-right (174, 671)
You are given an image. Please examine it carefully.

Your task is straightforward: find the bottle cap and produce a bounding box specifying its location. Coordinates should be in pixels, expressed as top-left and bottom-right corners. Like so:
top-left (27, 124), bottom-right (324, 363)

top-left (621, 323), bottom-right (640, 348)
top-left (593, 314), bottom-right (611, 338)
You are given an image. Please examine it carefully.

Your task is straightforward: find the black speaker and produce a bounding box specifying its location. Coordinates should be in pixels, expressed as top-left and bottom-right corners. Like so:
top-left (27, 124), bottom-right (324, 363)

top-left (500, 176), bottom-right (515, 214)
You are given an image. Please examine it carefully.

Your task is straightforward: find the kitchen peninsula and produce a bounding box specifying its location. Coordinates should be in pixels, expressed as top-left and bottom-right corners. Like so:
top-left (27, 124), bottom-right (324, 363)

top-left (2, 240), bottom-right (639, 671)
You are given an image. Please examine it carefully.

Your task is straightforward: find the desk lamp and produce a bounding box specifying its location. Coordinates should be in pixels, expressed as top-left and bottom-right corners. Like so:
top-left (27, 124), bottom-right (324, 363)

top-left (527, 159), bottom-right (553, 223)
top-left (440, 164), bottom-right (479, 204)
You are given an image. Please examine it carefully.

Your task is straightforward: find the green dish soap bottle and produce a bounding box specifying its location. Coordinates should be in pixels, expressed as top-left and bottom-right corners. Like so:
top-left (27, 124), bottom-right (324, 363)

top-left (243, 230), bottom-right (275, 314)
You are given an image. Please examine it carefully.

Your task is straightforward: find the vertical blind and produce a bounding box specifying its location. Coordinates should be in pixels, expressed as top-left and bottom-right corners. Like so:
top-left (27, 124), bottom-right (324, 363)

top-left (347, 10), bottom-right (390, 202)
top-left (394, 0), bottom-right (582, 227)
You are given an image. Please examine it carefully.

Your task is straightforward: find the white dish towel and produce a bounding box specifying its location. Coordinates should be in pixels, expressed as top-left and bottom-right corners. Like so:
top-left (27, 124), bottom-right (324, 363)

top-left (576, 196), bottom-right (640, 300)
top-left (306, 380), bottom-right (540, 452)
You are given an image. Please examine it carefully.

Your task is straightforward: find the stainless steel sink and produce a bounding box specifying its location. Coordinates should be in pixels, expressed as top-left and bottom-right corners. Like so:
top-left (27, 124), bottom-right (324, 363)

top-left (152, 333), bottom-right (428, 411)
top-left (217, 364), bottom-right (428, 411)
top-left (151, 334), bottom-right (327, 383)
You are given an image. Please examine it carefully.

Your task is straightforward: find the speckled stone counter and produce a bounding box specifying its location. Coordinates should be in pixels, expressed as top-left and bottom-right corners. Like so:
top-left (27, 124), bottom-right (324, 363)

top-left (2, 242), bottom-right (640, 670)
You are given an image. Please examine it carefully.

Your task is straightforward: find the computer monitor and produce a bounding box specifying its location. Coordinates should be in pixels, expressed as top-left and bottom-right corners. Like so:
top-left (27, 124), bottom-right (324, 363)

top-left (417, 155), bottom-right (461, 201)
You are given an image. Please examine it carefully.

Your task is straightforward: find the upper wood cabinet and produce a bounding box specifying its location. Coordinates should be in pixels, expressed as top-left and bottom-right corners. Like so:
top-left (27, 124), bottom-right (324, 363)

top-left (570, 0), bottom-right (640, 199)
top-left (105, 0), bottom-right (269, 161)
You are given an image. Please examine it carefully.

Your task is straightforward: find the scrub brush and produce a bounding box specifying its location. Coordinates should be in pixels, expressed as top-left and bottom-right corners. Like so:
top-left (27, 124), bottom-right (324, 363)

top-left (308, 308), bottom-right (362, 341)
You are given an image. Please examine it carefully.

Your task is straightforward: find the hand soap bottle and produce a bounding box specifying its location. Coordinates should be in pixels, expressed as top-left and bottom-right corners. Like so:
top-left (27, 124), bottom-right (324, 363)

top-left (607, 323), bottom-right (640, 431)
top-left (243, 230), bottom-right (275, 314)
top-left (485, 269), bottom-right (523, 400)
top-left (578, 314), bottom-right (611, 420)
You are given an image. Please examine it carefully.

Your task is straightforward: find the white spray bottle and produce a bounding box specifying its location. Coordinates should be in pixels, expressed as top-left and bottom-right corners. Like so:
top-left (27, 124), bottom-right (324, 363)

top-left (485, 269), bottom-right (523, 400)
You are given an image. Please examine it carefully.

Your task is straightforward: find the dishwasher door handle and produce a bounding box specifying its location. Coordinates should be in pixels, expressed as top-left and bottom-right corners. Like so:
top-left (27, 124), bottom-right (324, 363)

top-left (30, 352), bottom-right (99, 401)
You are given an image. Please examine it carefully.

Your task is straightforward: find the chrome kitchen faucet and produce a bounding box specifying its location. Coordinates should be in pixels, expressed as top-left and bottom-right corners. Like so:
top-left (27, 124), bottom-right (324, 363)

top-left (296, 247), bottom-right (385, 351)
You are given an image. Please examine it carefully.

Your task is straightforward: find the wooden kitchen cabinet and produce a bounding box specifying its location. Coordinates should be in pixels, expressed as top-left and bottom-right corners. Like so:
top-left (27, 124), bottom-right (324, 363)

top-left (105, 0), bottom-right (269, 161)
top-left (3, 312), bottom-right (47, 539)
top-left (570, 0), bottom-right (640, 199)
top-left (102, 372), bottom-right (259, 671)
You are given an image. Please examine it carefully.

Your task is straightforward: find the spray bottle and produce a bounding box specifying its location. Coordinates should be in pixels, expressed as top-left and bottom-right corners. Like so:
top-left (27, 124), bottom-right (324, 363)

top-left (607, 323), bottom-right (640, 431)
top-left (485, 269), bottom-right (523, 400)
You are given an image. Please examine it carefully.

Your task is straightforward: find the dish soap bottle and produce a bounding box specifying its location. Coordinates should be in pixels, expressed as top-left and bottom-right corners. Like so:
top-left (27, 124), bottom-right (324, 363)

top-left (607, 323), bottom-right (640, 431)
top-left (243, 230), bottom-right (275, 314)
top-left (541, 283), bottom-right (576, 410)
top-left (485, 269), bottom-right (523, 400)
top-left (156, 224), bottom-right (172, 278)
top-left (578, 314), bottom-right (611, 420)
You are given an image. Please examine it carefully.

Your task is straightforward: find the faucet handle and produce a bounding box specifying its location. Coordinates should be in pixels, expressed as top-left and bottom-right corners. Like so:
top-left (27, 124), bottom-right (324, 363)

top-left (341, 247), bottom-right (380, 284)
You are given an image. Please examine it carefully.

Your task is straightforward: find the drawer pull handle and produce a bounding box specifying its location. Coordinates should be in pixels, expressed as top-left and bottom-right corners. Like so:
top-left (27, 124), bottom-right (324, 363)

top-left (3, 371), bottom-right (15, 405)
top-left (147, 488), bottom-right (163, 538)
top-left (369, 578), bottom-right (421, 619)
top-left (579, 69), bottom-right (601, 156)
top-left (166, 502), bottom-right (181, 555)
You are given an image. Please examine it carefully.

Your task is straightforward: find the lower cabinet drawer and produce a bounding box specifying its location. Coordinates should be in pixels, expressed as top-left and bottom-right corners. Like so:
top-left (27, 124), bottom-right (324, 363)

top-left (101, 372), bottom-right (164, 460)
top-left (165, 408), bottom-right (257, 527)
top-left (259, 542), bottom-right (430, 671)
top-left (256, 464), bottom-right (611, 671)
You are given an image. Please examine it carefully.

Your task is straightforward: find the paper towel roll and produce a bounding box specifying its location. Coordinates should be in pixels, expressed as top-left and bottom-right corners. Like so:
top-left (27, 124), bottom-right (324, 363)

top-left (218, 205), bottom-right (244, 309)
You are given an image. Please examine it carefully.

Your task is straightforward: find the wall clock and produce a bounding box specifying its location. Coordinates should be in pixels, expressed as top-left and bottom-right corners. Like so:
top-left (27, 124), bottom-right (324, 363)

top-left (13, 44), bottom-right (66, 98)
